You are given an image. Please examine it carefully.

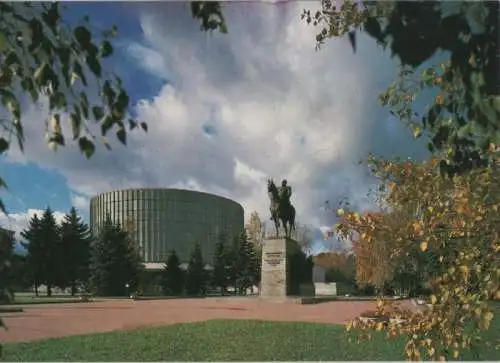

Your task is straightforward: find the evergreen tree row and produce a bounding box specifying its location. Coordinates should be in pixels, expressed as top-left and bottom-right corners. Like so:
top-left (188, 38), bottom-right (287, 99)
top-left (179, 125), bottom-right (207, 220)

top-left (20, 207), bottom-right (143, 297)
top-left (161, 231), bottom-right (261, 296)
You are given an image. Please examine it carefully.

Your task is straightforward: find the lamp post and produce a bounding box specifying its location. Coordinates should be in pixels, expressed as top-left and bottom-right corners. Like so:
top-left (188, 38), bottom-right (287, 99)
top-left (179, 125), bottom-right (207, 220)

top-left (125, 283), bottom-right (130, 298)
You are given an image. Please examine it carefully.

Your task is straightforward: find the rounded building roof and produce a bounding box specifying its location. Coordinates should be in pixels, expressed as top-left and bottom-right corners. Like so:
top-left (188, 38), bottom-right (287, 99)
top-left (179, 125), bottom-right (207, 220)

top-left (90, 188), bottom-right (243, 209)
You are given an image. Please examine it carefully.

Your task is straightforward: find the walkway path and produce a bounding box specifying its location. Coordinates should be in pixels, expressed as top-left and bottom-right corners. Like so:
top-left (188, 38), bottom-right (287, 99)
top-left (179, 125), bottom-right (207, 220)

top-left (0, 298), bottom-right (417, 343)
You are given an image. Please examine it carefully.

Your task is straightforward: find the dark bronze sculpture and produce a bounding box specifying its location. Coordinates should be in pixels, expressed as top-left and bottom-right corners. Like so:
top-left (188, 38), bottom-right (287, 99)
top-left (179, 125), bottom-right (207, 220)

top-left (267, 178), bottom-right (296, 238)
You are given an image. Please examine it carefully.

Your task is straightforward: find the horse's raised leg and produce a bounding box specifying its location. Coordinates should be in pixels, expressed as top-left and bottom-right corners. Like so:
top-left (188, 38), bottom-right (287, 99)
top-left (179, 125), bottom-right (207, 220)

top-left (282, 218), bottom-right (288, 239)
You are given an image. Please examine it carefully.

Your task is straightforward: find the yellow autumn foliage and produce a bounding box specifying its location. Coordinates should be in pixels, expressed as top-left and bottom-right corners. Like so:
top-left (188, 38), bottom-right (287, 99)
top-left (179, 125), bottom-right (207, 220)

top-left (337, 155), bottom-right (500, 360)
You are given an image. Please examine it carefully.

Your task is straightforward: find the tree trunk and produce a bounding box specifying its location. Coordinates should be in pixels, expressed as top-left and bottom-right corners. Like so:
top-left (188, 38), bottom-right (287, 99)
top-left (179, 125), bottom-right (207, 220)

top-left (34, 282), bottom-right (39, 297)
top-left (71, 282), bottom-right (77, 296)
top-left (47, 283), bottom-right (52, 297)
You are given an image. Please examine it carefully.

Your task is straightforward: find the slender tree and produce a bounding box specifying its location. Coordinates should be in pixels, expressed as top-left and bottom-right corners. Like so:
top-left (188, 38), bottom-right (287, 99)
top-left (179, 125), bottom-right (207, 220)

top-left (89, 215), bottom-right (143, 296)
top-left (185, 243), bottom-right (206, 296)
top-left (59, 207), bottom-right (92, 295)
top-left (160, 249), bottom-right (184, 296)
top-left (234, 231), bottom-right (260, 295)
top-left (246, 212), bottom-right (265, 250)
top-left (225, 241), bottom-right (238, 294)
top-left (38, 208), bottom-right (61, 297)
top-left (212, 234), bottom-right (228, 295)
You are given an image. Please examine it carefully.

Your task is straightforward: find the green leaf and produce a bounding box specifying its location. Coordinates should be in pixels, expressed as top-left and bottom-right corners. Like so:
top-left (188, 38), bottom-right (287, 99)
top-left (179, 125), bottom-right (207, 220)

top-left (49, 133), bottom-right (65, 146)
top-left (74, 26), bottom-right (91, 46)
top-left (101, 40), bottom-right (113, 58)
top-left (0, 198), bottom-right (6, 215)
top-left (49, 92), bottom-right (67, 110)
top-left (0, 89), bottom-right (21, 121)
top-left (3, 51), bottom-right (20, 67)
top-left (42, 2), bottom-right (60, 31)
top-left (70, 112), bottom-right (81, 140)
top-left (86, 55), bottom-right (102, 77)
top-left (13, 120), bottom-right (24, 152)
top-left (102, 81), bottom-right (115, 104)
top-left (0, 138), bottom-right (9, 154)
top-left (56, 46), bottom-right (71, 84)
top-left (78, 137), bottom-right (95, 159)
top-left (27, 19), bottom-right (43, 51)
top-left (115, 90), bottom-right (129, 111)
top-left (102, 25), bottom-right (118, 39)
top-left (92, 106), bottom-right (104, 122)
top-left (73, 61), bottom-right (87, 86)
top-left (33, 62), bottom-right (49, 84)
top-left (116, 127), bottom-right (126, 145)
top-left (20, 78), bottom-right (35, 100)
top-left (128, 119), bottom-right (137, 130)
top-left (0, 175), bottom-right (7, 189)
top-left (79, 92), bottom-right (89, 118)
top-left (100, 115), bottom-right (114, 136)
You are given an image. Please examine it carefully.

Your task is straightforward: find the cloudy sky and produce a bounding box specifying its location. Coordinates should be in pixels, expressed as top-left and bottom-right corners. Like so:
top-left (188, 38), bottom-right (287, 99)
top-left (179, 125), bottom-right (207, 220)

top-left (0, 1), bottom-right (429, 253)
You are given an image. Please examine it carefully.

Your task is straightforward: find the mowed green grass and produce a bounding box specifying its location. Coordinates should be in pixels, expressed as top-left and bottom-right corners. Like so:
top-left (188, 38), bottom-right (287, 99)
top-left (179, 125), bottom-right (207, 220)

top-left (2, 318), bottom-right (499, 361)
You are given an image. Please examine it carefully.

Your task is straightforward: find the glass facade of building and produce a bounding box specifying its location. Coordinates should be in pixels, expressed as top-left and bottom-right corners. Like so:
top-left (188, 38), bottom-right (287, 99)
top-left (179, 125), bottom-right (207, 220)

top-left (89, 188), bottom-right (244, 263)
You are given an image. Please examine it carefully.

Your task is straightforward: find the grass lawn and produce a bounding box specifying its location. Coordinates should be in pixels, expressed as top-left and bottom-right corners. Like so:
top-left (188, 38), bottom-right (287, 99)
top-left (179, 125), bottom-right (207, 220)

top-left (2, 318), bottom-right (499, 361)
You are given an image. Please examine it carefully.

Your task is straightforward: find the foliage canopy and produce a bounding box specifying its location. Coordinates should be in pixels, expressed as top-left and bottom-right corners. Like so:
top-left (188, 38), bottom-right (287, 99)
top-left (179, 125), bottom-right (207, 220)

top-left (337, 155), bottom-right (500, 360)
top-left (302, 0), bottom-right (499, 175)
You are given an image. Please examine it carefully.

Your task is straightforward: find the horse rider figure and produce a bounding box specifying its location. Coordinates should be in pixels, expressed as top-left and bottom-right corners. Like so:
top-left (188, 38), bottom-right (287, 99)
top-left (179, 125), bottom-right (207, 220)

top-left (279, 179), bottom-right (292, 211)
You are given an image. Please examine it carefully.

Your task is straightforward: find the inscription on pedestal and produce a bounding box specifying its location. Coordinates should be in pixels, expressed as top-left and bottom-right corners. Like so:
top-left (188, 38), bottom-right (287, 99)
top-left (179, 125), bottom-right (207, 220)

top-left (263, 251), bottom-right (284, 267)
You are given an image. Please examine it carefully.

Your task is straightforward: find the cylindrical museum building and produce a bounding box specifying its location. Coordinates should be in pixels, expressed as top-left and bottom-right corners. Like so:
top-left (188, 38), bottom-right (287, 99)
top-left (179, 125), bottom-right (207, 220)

top-left (89, 188), bottom-right (244, 264)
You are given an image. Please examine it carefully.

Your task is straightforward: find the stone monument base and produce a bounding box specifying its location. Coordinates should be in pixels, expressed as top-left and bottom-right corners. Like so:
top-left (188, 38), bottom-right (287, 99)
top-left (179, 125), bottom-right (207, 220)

top-left (260, 237), bottom-right (314, 298)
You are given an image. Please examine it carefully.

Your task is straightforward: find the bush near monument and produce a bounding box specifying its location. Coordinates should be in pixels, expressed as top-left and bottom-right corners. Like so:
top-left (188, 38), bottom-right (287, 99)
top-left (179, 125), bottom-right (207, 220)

top-left (288, 249), bottom-right (313, 295)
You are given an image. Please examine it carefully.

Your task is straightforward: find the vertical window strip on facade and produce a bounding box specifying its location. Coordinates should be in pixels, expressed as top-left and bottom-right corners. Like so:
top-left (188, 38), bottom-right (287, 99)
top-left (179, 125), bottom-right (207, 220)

top-left (90, 189), bottom-right (243, 263)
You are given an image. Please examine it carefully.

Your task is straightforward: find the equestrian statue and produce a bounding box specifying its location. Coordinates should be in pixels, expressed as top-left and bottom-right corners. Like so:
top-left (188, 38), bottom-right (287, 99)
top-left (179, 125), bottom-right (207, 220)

top-left (267, 178), bottom-right (296, 238)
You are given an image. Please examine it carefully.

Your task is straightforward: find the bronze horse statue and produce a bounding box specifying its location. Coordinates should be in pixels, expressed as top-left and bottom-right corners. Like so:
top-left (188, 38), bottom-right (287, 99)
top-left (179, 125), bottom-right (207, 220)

top-left (267, 178), bottom-right (296, 238)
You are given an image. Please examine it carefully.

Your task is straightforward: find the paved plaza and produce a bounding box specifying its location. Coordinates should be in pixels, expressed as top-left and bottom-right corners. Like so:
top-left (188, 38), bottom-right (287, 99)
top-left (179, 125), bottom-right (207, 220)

top-left (0, 298), bottom-right (417, 342)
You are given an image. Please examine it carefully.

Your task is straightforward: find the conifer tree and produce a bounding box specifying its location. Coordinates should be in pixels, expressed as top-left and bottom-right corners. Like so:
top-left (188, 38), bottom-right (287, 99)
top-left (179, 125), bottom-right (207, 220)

top-left (185, 243), bottom-right (206, 296)
top-left (21, 208), bottom-right (60, 296)
top-left (161, 249), bottom-right (184, 296)
top-left (59, 207), bottom-right (92, 295)
top-left (212, 234), bottom-right (228, 295)
top-left (38, 208), bottom-right (61, 297)
top-left (90, 215), bottom-right (143, 296)
top-left (234, 231), bottom-right (260, 295)
top-left (20, 213), bottom-right (42, 296)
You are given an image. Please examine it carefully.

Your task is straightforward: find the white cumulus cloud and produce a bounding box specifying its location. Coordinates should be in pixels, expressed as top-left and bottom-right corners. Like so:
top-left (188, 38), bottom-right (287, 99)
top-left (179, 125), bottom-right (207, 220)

top-left (3, 2), bottom-right (427, 250)
top-left (0, 209), bottom-right (66, 240)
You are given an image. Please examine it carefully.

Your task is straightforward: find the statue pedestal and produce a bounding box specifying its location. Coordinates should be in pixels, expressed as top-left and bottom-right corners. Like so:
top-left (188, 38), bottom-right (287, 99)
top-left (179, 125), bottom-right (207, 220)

top-left (260, 237), bottom-right (313, 298)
